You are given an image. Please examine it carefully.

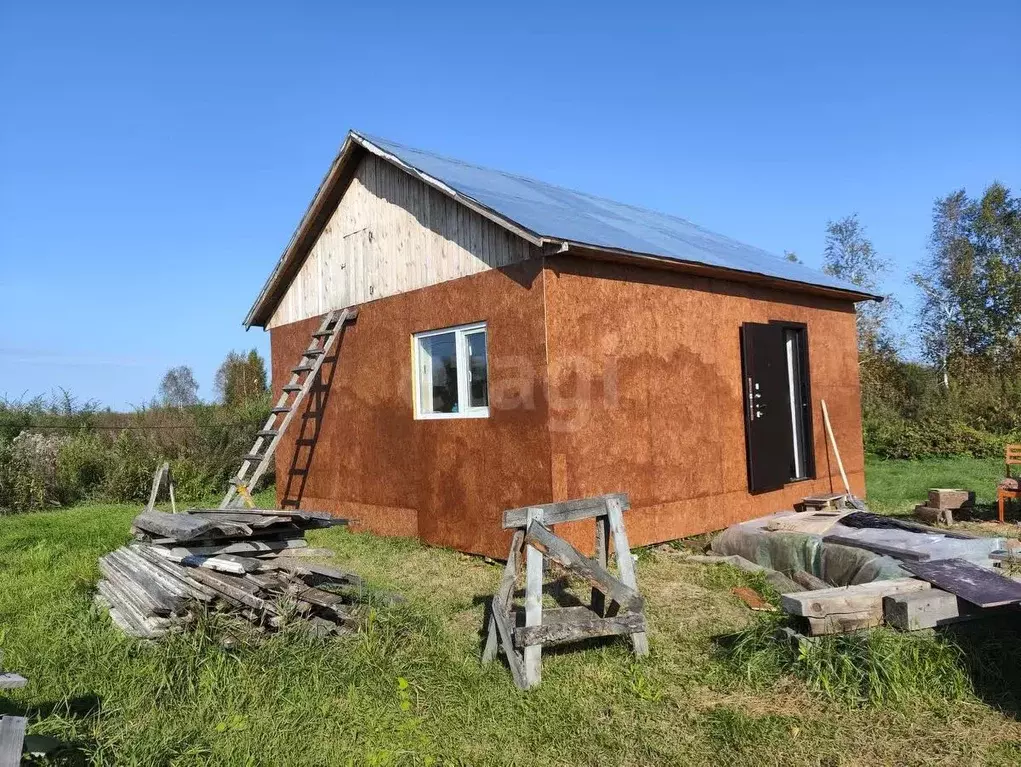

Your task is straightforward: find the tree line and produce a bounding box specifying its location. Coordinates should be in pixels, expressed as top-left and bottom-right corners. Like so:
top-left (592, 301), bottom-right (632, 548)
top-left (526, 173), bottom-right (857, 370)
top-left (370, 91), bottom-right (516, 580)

top-left (0, 350), bottom-right (272, 513)
top-left (814, 181), bottom-right (1021, 459)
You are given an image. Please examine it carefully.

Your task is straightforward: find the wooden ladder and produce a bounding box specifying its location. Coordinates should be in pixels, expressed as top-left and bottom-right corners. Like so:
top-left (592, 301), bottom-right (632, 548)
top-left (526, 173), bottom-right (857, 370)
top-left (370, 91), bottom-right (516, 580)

top-left (219, 307), bottom-right (358, 509)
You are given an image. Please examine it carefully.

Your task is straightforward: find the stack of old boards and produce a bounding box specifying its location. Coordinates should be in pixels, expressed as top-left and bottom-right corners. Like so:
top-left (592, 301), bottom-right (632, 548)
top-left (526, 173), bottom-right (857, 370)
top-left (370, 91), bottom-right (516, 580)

top-left (482, 493), bottom-right (648, 690)
top-left (708, 503), bottom-right (1021, 636)
top-left (0, 659), bottom-right (27, 767)
top-left (96, 507), bottom-right (375, 639)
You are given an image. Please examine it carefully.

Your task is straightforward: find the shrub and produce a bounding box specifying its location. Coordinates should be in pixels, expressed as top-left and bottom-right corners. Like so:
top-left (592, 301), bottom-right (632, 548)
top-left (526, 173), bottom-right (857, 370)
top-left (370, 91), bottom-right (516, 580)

top-left (0, 439), bottom-right (46, 512)
top-left (864, 416), bottom-right (1015, 460)
top-left (57, 430), bottom-right (112, 503)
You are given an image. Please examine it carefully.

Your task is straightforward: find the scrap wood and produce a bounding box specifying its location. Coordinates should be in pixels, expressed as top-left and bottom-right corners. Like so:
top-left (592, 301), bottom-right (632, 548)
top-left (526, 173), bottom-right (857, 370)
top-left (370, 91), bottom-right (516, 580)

top-left (765, 511), bottom-right (850, 535)
top-left (901, 558), bottom-right (1021, 608)
top-left (96, 507), bottom-right (385, 639)
top-left (0, 715), bottom-right (27, 767)
top-left (780, 578), bottom-right (930, 618)
top-left (881, 588), bottom-right (1003, 631)
top-left (731, 586), bottom-right (776, 611)
top-left (790, 570), bottom-right (829, 591)
top-left (0, 674), bottom-right (26, 691)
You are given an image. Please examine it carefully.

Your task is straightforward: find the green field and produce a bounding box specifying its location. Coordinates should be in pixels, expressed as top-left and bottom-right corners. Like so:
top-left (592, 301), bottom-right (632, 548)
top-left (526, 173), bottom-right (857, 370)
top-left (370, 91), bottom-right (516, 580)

top-left (1, 462), bottom-right (1019, 765)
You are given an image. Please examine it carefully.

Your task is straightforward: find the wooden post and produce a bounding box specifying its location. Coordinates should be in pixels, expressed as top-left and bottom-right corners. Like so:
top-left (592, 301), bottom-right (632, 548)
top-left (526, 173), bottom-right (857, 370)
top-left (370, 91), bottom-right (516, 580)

top-left (523, 507), bottom-right (544, 687)
top-left (592, 513), bottom-right (610, 617)
top-left (606, 496), bottom-right (648, 656)
top-left (482, 530), bottom-right (524, 664)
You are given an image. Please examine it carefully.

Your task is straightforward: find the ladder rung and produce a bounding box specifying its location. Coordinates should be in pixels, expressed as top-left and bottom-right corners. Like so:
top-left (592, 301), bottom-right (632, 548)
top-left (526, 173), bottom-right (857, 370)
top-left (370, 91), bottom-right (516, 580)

top-left (282, 384), bottom-right (303, 392)
top-left (302, 348), bottom-right (324, 357)
top-left (256, 429), bottom-right (279, 438)
top-left (292, 364), bottom-right (314, 374)
top-left (243, 453), bottom-right (266, 463)
top-left (311, 329), bottom-right (334, 338)
top-left (270, 406), bottom-right (291, 414)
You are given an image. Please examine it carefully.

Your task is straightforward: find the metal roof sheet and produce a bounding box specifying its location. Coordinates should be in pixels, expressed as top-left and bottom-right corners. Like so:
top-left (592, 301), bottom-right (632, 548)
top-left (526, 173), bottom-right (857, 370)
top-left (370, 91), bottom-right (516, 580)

top-left (355, 131), bottom-right (873, 298)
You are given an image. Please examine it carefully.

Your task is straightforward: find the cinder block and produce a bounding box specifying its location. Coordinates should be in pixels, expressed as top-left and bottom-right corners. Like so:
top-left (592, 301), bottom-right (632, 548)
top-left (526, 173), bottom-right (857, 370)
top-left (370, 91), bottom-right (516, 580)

top-left (927, 489), bottom-right (974, 510)
top-left (914, 505), bottom-right (953, 525)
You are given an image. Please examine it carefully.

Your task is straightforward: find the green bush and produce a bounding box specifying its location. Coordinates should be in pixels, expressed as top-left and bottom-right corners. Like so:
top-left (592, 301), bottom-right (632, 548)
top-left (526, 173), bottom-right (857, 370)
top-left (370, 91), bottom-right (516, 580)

top-left (0, 394), bottom-right (272, 513)
top-left (56, 430), bottom-right (111, 503)
top-left (0, 439), bottom-right (46, 513)
top-left (864, 416), bottom-right (1014, 460)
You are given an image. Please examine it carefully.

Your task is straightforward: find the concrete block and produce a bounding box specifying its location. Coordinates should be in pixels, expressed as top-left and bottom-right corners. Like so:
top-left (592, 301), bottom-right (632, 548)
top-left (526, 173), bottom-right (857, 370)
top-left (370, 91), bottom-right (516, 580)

top-left (914, 505), bottom-right (953, 525)
top-left (927, 489), bottom-right (974, 510)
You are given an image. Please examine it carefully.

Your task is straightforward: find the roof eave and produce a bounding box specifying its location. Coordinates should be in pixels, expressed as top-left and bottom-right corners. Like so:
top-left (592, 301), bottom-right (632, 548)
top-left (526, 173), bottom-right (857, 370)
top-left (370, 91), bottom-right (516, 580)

top-left (547, 240), bottom-right (883, 303)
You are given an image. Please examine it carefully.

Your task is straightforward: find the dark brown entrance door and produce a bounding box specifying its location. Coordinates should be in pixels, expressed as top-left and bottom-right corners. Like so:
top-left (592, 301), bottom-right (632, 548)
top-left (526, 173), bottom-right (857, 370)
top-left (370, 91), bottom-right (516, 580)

top-left (740, 322), bottom-right (794, 493)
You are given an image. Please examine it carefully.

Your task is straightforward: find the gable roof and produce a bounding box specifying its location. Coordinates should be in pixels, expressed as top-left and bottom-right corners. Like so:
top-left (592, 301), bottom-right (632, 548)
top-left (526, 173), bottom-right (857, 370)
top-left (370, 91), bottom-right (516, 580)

top-left (245, 131), bottom-right (879, 327)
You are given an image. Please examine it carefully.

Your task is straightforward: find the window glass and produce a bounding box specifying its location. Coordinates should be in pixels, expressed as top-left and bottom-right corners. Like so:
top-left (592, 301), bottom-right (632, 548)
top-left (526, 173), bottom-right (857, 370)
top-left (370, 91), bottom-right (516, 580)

top-left (783, 327), bottom-right (812, 480)
top-left (420, 332), bottom-right (458, 414)
top-left (466, 331), bottom-right (488, 408)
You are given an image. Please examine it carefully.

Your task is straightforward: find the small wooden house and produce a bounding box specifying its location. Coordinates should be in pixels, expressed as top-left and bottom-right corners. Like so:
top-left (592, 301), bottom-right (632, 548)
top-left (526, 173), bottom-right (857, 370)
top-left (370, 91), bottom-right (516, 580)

top-left (244, 131), bottom-right (879, 558)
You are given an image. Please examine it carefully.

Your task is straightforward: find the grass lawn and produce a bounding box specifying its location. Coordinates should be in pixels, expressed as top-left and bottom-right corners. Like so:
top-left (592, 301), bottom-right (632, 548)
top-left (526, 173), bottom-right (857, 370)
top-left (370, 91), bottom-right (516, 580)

top-left (1, 468), bottom-right (1020, 765)
top-left (865, 454), bottom-right (1018, 536)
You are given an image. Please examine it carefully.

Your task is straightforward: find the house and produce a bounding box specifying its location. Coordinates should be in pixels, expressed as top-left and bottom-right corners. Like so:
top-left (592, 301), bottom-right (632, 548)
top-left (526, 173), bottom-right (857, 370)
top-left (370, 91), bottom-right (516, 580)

top-left (244, 131), bottom-right (880, 559)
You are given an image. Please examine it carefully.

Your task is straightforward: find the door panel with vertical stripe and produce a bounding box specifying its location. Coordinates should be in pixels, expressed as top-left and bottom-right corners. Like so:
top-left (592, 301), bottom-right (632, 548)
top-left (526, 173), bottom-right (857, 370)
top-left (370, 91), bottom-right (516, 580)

top-left (740, 323), bottom-right (794, 493)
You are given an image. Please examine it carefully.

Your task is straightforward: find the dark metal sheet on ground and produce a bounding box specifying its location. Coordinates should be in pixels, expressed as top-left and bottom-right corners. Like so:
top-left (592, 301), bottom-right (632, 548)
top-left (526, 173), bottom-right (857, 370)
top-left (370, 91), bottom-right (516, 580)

top-left (902, 558), bottom-right (1021, 608)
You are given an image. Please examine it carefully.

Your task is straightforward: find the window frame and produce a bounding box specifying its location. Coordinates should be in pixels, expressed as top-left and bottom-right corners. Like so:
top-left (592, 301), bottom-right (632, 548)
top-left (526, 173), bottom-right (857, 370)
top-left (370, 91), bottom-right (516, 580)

top-left (412, 321), bottom-right (490, 420)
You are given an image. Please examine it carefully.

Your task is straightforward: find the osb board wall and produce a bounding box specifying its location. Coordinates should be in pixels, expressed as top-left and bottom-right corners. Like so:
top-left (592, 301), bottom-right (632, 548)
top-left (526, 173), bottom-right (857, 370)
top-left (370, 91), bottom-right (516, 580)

top-left (269, 259), bottom-right (551, 557)
top-left (268, 152), bottom-right (537, 329)
top-left (541, 255), bottom-right (866, 552)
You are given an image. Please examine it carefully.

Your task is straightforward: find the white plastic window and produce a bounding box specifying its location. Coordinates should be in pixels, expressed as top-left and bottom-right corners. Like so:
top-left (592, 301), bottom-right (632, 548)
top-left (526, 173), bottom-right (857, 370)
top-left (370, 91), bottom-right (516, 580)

top-left (413, 323), bottom-right (489, 419)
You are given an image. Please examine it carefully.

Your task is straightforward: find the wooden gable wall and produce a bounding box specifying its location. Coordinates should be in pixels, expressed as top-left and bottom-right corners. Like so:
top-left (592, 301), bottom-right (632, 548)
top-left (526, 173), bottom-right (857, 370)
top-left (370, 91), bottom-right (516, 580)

top-left (268, 153), bottom-right (541, 328)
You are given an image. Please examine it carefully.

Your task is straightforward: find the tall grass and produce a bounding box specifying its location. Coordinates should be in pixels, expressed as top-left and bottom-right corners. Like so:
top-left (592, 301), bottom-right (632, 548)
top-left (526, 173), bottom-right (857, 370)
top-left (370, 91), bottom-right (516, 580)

top-left (715, 612), bottom-right (989, 707)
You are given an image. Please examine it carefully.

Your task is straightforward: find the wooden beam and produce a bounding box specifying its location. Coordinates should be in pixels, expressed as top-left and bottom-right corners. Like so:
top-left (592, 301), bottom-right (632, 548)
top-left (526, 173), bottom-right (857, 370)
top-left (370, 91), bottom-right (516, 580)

top-left (781, 578), bottom-right (930, 618)
top-left (824, 535), bottom-right (931, 562)
top-left (523, 508), bottom-right (544, 688)
top-left (514, 612), bottom-right (646, 648)
top-left (524, 521), bottom-right (643, 612)
top-left (0, 674), bottom-right (26, 691)
top-left (0, 716), bottom-right (27, 767)
top-left (606, 495), bottom-right (648, 655)
top-left (503, 493), bottom-right (629, 529)
top-left (482, 530), bottom-right (524, 664)
top-left (592, 514), bottom-right (610, 617)
top-left (491, 597), bottom-right (528, 690)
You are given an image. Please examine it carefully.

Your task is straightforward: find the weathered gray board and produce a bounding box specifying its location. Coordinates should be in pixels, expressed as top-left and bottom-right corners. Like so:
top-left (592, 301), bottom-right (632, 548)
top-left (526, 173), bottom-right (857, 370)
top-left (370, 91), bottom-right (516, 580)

top-left (902, 558), bottom-right (1021, 608)
top-left (0, 716), bottom-right (26, 767)
top-left (503, 493), bottom-right (629, 529)
top-left (0, 674), bottom-right (26, 691)
top-left (781, 579), bottom-right (930, 618)
top-left (882, 588), bottom-right (996, 630)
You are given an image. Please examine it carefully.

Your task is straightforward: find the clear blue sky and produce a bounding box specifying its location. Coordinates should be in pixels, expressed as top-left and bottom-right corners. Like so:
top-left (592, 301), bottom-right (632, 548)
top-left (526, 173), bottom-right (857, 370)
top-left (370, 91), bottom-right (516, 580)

top-left (2, 1), bottom-right (1018, 409)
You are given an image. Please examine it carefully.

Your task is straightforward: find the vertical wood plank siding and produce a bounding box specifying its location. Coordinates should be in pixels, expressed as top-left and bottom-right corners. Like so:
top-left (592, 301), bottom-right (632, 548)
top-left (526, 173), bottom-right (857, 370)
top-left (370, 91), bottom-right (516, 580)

top-left (269, 154), bottom-right (536, 328)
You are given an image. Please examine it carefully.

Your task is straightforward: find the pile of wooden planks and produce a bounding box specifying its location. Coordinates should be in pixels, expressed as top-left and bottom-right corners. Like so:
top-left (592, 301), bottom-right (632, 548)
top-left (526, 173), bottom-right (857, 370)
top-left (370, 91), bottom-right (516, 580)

top-left (96, 508), bottom-right (385, 639)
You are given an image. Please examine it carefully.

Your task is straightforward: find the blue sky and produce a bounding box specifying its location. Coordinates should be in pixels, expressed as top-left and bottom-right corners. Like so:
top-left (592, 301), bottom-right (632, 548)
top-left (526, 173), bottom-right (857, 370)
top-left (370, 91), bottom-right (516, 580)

top-left (1, 1), bottom-right (1018, 409)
